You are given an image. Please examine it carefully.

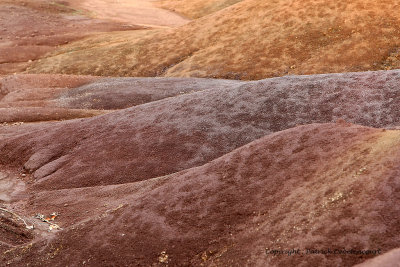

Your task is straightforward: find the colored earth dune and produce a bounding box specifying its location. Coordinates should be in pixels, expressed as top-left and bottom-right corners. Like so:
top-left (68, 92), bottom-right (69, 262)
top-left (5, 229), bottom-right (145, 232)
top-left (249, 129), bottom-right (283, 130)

top-left (1, 0), bottom-right (400, 266)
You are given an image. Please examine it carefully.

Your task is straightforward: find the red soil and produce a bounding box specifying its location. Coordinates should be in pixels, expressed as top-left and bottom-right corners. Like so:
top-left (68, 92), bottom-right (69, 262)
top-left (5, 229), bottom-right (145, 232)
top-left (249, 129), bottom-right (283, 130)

top-left (1, 70), bottom-right (400, 266)
top-left (0, 0), bottom-right (142, 76)
top-left (2, 1), bottom-right (398, 266)
top-left (0, 74), bottom-right (102, 122)
top-left (2, 123), bottom-right (400, 266)
top-left (1, 70), bottom-right (400, 191)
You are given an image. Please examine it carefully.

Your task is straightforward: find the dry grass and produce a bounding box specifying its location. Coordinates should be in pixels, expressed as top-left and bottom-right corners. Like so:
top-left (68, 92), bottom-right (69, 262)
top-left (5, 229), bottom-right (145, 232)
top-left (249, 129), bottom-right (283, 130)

top-left (156, 0), bottom-right (242, 19)
top-left (28, 0), bottom-right (400, 80)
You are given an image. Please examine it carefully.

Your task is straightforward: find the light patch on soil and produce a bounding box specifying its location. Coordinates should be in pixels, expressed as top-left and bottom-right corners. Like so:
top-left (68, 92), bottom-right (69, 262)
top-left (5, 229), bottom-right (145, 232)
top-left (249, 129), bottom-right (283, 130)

top-left (0, 172), bottom-right (25, 203)
top-left (69, 0), bottom-right (190, 27)
top-left (156, 0), bottom-right (242, 19)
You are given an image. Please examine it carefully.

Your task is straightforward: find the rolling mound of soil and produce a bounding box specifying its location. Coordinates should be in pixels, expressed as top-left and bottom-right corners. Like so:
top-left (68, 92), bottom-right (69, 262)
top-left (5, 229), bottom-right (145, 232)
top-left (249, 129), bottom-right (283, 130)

top-left (3, 1), bottom-right (399, 266)
top-left (1, 70), bottom-right (399, 191)
top-left (0, 0), bottom-right (142, 76)
top-left (156, 0), bottom-right (243, 19)
top-left (2, 123), bottom-right (400, 266)
top-left (27, 0), bottom-right (400, 79)
top-left (68, 0), bottom-right (189, 27)
top-left (0, 74), bottom-right (241, 122)
top-left (50, 76), bottom-right (241, 110)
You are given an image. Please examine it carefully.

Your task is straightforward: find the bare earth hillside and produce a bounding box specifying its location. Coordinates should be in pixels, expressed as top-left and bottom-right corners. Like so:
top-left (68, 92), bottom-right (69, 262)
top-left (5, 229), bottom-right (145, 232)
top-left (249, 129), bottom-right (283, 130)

top-left (2, 0), bottom-right (400, 266)
top-left (1, 71), bottom-right (400, 266)
top-left (0, 74), bottom-right (240, 122)
top-left (0, 0), bottom-right (142, 76)
top-left (1, 70), bottom-right (399, 191)
top-left (156, 0), bottom-right (243, 19)
top-left (27, 0), bottom-right (400, 79)
top-left (68, 0), bottom-right (190, 27)
top-left (2, 123), bottom-right (400, 266)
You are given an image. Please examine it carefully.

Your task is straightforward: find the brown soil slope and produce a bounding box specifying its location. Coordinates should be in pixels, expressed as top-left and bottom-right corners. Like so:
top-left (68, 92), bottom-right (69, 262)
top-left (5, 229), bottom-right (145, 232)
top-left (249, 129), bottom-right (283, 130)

top-left (0, 0), bottom-right (142, 76)
top-left (156, 0), bottom-right (243, 19)
top-left (1, 70), bottom-right (399, 191)
top-left (0, 74), bottom-right (241, 122)
top-left (28, 0), bottom-right (400, 79)
top-left (3, 123), bottom-right (400, 266)
top-left (0, 74), bottom-right (103, 122)
top-left (69, 0), bottom-right (189, 27)
top-left (355, 248), bottom-right (400, 267)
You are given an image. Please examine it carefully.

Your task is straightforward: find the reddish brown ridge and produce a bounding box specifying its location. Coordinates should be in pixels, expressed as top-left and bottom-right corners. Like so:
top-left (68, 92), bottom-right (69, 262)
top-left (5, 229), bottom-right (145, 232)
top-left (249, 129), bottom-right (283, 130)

top-left (1, 70), bottom-right (399, 191)
top-left (2, 123), bottom-right (400, 266)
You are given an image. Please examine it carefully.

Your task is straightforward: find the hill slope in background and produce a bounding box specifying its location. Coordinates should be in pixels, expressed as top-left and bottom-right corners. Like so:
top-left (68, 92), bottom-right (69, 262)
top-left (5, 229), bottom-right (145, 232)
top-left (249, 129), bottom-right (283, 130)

top-left (0, 0), bottom-right (142, 76)
top-left (27, 0), bottom-right (400, 79)
top-left (2, 123), bottom-right (400, 266)
top-left (0, 74), bottom-right (240, 122)
top-left (156, 0), bottom-right (243, 19)
top-left (68, 0), bottom-right (190, 27)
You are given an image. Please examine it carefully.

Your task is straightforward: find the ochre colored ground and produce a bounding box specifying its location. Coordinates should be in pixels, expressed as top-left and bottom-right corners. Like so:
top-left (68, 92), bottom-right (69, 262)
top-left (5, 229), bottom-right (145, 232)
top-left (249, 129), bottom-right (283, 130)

top-left (69, 0), bottom-right (189, 27)
top-left (27, 0), bottom-right (400, 79)
top-left (0, 0), bottom-right (144, 76)
top-left (156, 0), bottom-right (242, 19)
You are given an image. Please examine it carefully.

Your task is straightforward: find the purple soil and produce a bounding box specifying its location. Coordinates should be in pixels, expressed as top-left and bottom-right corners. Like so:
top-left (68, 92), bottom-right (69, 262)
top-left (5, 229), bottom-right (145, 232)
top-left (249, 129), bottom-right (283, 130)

top-left (56, 77), bottom-right (243, 110)
top-left (0, 74), bottom-right (242, 122)
top-left (0, 210), bottom-right (33, 248)
top-left (2, 123), bottom-right (400, 266)
top-left (0, 70), bottom-right (399, 191)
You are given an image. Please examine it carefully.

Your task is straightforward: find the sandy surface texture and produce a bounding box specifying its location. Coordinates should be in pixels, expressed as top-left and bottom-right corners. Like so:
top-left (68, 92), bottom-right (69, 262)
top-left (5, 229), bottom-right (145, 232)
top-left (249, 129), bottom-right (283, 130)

top-left (156, 0), bottom-right (242, 19)
top-left (1, 1), bottom-right (400, 266)
top-left (0, 74), bottom-right (241, 122)
top-left (1, 123), bottom-right (400, 266)
top-left (70, 0), bottom-right (189, 27)
top-left (0, 0), bottom-right (143, 76)
top-left (1, 70), bottom-right (400, 191)
top-left (1, 71), bottom-right (399, 266)
top-left (27, 0), bottom-right (400, 79)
